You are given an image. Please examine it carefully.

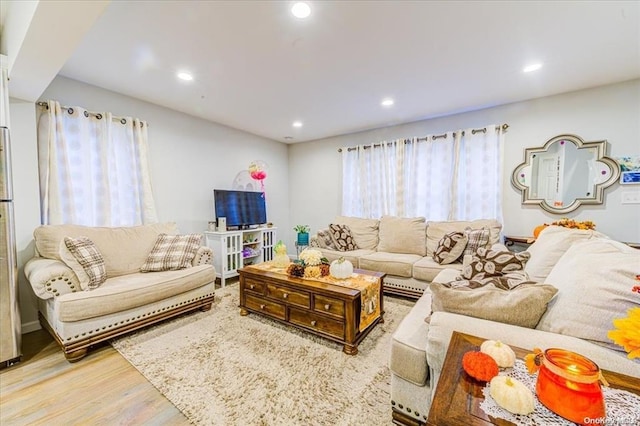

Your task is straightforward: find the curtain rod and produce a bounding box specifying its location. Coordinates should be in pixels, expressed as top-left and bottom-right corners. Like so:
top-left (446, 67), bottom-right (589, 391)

top-left (337, 123), bottom-right (509, 153)
top-left (36, 101), bottom-right (145, 127)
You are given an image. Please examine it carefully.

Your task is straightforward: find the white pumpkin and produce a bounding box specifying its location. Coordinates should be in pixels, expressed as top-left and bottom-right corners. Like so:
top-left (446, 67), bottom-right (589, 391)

top-left (330, 257), bottom-right (353, 279)
top-left (480, 340), bottom-right (516, 368)
top-left (489, 376), bottom-right (535, 415)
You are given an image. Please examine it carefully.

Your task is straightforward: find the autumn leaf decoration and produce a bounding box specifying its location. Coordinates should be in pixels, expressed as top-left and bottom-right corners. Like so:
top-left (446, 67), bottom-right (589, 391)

top-left (607, 282), bottom-right (640, 360)
top-left (524, 347), bottom-right (543, 374)
top-left (608, 307), bottom-right (640, 360)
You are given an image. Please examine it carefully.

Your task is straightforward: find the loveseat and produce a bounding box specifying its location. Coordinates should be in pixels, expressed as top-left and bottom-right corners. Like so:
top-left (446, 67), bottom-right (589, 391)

top-left (389, 226), bottom-right (640, 425)
top-left (310, 215), bottom-right (502, 298)
top-left (24, 222), bottom-right (216, 361)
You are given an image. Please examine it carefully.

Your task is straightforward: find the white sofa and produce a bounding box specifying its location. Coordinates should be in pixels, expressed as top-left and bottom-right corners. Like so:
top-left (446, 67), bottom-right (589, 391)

top-left (389, 226), bottom-right (640, 425)
top-left (24, 222), bottom-right (216, 361)
top-left (310, 215), bottom-right (502, 298)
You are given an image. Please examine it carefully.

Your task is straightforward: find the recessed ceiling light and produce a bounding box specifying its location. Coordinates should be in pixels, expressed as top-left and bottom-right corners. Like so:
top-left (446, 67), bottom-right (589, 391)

top-left (381, 98), bottom-right (394, 107)
top-left (292, 121), bottom-right (303, 128)
top-left (291, 2), bottom-right (311, 19)
top-left (177, 71), bottom-right (193, 81)
top-left (523, 63), bottom-right (543, 73)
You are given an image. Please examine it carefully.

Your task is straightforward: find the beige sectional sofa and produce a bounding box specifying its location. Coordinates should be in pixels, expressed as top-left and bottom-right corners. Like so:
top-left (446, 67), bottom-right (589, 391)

top-left (388, 226), bottom-right (640, 425)
top-left (310, 215), bottom-right (502, 298)
top-left (24, 222), bottom-right (216, 361)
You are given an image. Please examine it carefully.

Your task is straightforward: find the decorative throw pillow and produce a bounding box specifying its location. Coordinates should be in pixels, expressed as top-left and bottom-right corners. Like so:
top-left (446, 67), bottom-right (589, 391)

top-left (429, 281), bottom-right (558, 328)
top-left (140, 233), bottom-right (203, 272)
top-left (328, 224), bottom-right (358, 252)
top-left (452, 271), bottom-right (532, 290)
top-left (432, 231), bottom-right (468, 265)
top-left (314, 229), bottom-right (337, 250)
top-left (461, 248), bottom-right (531, 281)
top-left (524, 225), bottom-right (609, 283)
top-left (462, 227), bottom-right (490, 257)
top-left (536, 238), bottom-right (640, 351)
top-left (60, 236), bottom-right (107, 290)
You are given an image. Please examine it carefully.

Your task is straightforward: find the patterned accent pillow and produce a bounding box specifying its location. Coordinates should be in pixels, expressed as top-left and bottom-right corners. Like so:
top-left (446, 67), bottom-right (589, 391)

top-left (461, 248), bottom-right (531, 281)
top-left (428, 280), bottom-right (558, 328)
top-left (140, 233), bottom-right (203, 272)
top-left (432, 231), bottom-right (468, 265)
top-left (328, 224), bottom-right (358, 252)
top-left (462, 227), bottom-right (490, 257)
top-left (62, 236), bottom-right (107, 290)
top-left (314, 229), bottom-right (337, 250)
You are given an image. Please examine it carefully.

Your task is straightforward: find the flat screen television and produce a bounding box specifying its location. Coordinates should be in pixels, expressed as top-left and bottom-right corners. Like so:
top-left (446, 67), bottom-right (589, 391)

top-left (214, 189), bottom-right (267, 229)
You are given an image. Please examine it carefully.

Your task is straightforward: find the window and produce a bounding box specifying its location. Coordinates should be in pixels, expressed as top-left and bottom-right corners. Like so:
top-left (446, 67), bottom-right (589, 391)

top-left (341, 125), bottom-right (504, 221)
top-left (36, 101), bottom-right (157, 226)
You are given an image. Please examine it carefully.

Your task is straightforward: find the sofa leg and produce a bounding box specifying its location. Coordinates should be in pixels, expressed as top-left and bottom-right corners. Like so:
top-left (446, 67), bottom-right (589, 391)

top-left (65, 348), bottom-right (88, 362)
top-left (200, 303), bottom-right (212, 312)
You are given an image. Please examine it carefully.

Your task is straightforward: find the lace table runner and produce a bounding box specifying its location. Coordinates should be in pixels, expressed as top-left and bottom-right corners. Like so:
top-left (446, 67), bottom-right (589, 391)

top-left (479, 360), bottom-right (640, 425)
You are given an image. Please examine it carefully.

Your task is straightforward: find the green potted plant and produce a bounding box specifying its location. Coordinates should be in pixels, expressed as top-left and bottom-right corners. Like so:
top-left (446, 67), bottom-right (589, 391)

top-left (293, 224), bottom-right (310, 245)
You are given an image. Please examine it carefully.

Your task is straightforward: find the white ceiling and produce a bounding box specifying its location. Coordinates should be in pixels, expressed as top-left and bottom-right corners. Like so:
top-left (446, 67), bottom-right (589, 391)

top-left (12, 1), bottom-right (640, 143)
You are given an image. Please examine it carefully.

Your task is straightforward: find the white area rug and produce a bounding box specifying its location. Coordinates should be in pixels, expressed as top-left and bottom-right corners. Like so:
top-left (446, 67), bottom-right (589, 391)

top-left (111, 285), bottom-right (413, 425)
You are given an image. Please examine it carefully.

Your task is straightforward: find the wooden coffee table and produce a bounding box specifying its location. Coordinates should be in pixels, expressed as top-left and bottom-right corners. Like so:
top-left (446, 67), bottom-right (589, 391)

top-left (238, 267), bottom-right (385, 355)
top-left (427, 332), bottom-right (640, 426)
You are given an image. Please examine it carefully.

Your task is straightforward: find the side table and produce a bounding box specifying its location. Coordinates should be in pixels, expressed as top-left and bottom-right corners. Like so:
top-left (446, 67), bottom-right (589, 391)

top-left (427, 332), bottom-right (640, 426)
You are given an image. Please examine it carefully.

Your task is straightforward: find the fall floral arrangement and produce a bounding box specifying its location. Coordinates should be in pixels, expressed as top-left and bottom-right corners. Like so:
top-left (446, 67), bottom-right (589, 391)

top-left (607, 283), bottom-right (640, 359)
top-left (534, 218), bottom-right (596, 238)
top-left (287, 248), bottom-right (330, 278)
top-left (549, 218), bottom-right (596, 230)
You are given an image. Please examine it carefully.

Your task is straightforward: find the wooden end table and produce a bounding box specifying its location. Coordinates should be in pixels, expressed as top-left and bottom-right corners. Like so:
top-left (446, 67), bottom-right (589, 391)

top-left (427, 332), bottom-right (640, 426)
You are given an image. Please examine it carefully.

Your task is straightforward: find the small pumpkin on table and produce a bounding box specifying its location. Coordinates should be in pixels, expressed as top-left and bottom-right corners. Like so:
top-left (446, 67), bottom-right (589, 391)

top-left (463, 339), bottom-right (535, 415)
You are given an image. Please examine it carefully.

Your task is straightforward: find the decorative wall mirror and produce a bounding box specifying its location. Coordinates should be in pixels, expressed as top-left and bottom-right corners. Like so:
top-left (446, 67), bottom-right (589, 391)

top-left (511, 134), bottom-right (620, 214)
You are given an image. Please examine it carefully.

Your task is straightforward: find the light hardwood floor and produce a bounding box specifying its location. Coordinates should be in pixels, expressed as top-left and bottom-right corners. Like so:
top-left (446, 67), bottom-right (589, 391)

top-left (0, 329), bottom-right (188, 425)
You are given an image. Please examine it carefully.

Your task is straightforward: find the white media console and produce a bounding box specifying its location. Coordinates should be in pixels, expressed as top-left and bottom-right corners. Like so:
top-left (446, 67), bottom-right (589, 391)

top-left (204, 227), bottom-right (277, 287)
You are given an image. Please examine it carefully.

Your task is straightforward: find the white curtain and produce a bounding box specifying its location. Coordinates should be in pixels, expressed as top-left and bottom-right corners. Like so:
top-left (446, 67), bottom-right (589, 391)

top-left (451, 126), bottom-right (504, 221)
top-left (341, 124), bottom-right (504, 221)
top-left (37, 100), bottom-right (157, 226)
top-left (342, 140), bottom-right (403, 218)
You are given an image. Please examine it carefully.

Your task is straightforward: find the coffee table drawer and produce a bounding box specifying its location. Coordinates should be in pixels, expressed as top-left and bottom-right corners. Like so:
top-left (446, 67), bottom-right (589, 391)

top-left (314, 294), bottom-right (345, 319)
top-left (289, 308), bottom-right (345, 339)
top-left (244, 278), bottom-right (265, 295)
top-left (266, 284), bottom-right (310, 309)
top-left (245, 294), bottom-right (286, 320)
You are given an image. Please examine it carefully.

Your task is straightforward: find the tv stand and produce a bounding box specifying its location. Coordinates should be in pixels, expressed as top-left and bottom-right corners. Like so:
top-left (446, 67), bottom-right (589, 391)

top-left (204, 227), bottom-right (277, 287)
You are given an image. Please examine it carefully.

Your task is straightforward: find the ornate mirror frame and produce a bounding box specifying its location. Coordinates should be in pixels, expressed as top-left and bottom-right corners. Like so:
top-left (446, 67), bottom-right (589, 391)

top-left (511, 134), bottom-right (620, 214)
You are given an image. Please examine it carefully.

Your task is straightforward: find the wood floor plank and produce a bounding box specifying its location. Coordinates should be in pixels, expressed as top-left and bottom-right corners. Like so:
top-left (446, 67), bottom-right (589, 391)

top-left (0, 329), bottom-right (188, 425)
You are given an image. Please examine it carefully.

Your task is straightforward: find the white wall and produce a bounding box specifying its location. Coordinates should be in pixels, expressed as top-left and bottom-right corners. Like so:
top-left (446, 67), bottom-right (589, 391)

top-left (288, 79), bottom-right (640, 245)
top-left (13, 76), bottom-right (290, 332)
top-left (9, 98), bottom-right (41, 332)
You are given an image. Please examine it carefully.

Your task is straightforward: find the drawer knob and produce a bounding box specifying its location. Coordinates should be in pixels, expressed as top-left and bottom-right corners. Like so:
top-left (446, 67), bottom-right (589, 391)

top-left (260, 304), bottom-right (265, 310)
top-left (324, 304), bottom-right (331, 310)
top-left (283, 293), bottom-right (289, 299)
top-left (250, 284), bottom-right (255, 289)
top-left (311, 320), bottom-right (317, 327)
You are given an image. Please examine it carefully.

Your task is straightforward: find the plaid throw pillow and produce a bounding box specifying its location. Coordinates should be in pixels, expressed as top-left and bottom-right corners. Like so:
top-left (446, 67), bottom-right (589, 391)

top-left (63, 236), bottom-right (107, 290)
top-left (463, 227), bottom-right (490, 257)
top-left (314, 229), bottom-right (337, 250)
top-left (141, 233), bottom-right (202, 272)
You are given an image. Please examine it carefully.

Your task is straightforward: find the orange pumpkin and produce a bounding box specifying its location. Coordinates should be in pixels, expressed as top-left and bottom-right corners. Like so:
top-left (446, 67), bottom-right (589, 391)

top-left (533, 224), bottom-right (548, 239)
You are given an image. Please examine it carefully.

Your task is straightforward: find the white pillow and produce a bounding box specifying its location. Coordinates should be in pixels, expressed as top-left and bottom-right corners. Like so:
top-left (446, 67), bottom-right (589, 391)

top-left (536, 238), bottom-right (640, 352)
top-left (524, 226), bottom-right (609, 282)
